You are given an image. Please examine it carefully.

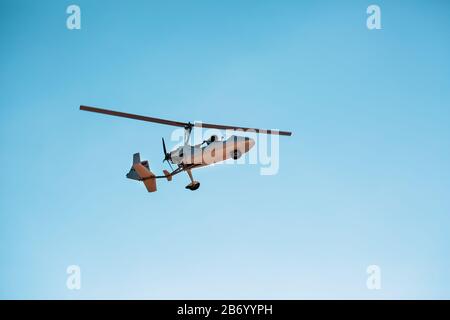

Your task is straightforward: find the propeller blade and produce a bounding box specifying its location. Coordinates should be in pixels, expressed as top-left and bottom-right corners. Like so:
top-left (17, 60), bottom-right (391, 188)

top-left (162, 137), bottom-right (173, 171)
top-left (162, 137), bottom-right (167, 156)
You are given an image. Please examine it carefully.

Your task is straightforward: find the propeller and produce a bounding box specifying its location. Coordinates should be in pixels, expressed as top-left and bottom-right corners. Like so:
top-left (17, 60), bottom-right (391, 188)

top-left (162, 138), bottom-right (174, 171)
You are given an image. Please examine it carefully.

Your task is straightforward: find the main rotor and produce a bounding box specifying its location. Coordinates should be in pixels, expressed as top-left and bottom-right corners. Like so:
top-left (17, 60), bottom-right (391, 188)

top-left (79, 105), bottom-right (293, 140)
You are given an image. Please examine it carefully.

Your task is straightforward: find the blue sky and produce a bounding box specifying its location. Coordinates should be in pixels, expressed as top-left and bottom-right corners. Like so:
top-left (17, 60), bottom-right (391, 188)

top-left (1, 0), bottom-right (449, 299)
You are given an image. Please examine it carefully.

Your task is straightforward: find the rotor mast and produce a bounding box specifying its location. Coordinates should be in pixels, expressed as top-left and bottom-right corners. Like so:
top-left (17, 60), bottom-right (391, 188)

top-left (184, 122), bottom-right (193, 145)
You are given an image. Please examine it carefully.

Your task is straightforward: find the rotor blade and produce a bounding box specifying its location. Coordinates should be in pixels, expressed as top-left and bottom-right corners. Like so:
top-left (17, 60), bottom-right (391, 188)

top-left (80, 105), bottom-right (292, 136)
top-left (80, 105), bottom-right (188, 128)
top-left (194, 122), bottom-right (292, 136)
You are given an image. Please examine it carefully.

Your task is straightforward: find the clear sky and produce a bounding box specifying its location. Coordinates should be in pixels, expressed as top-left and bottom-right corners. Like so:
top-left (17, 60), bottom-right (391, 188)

top-left (1, 0), bottom-right (449, 299)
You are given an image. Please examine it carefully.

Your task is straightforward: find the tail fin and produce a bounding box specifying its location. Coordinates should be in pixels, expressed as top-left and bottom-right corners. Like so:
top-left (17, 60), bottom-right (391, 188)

top-left (126, 153), bottom-right (148, 181)
top-left (126, 153), bottom-right (157, 192)
top-left (133, 153), bottom-right (141, 164)
top-left (163, 170), bottom-right (172, 181)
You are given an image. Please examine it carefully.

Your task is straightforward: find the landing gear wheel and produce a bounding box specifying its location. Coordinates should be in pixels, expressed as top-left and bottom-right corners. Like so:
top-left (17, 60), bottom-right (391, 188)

top-left (232, 149), bottom-right (242, 160)
top-left (185, 181), bottom-right (200, 191)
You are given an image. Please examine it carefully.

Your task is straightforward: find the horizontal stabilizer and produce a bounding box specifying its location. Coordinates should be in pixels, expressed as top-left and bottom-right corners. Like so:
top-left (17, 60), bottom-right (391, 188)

top-left (133, 163), bottom-right (157, 192)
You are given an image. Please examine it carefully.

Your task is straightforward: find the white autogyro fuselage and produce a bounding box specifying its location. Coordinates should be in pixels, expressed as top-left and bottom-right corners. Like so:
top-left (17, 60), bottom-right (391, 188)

top-left (169, 135), bottom-right (255, 165)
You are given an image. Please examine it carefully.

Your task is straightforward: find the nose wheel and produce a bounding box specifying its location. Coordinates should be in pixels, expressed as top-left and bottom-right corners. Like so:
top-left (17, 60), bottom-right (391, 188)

top-left (185, 169), bottom-right (200, 191)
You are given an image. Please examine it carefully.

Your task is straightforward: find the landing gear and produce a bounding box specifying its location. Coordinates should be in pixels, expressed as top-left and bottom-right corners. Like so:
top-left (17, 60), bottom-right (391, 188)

top-left (185, 181), bottom-right (200, 191)
top-left (232, 149), bottom-right (242, 160)
top-left (185, 169), bottom-right (200, 191)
